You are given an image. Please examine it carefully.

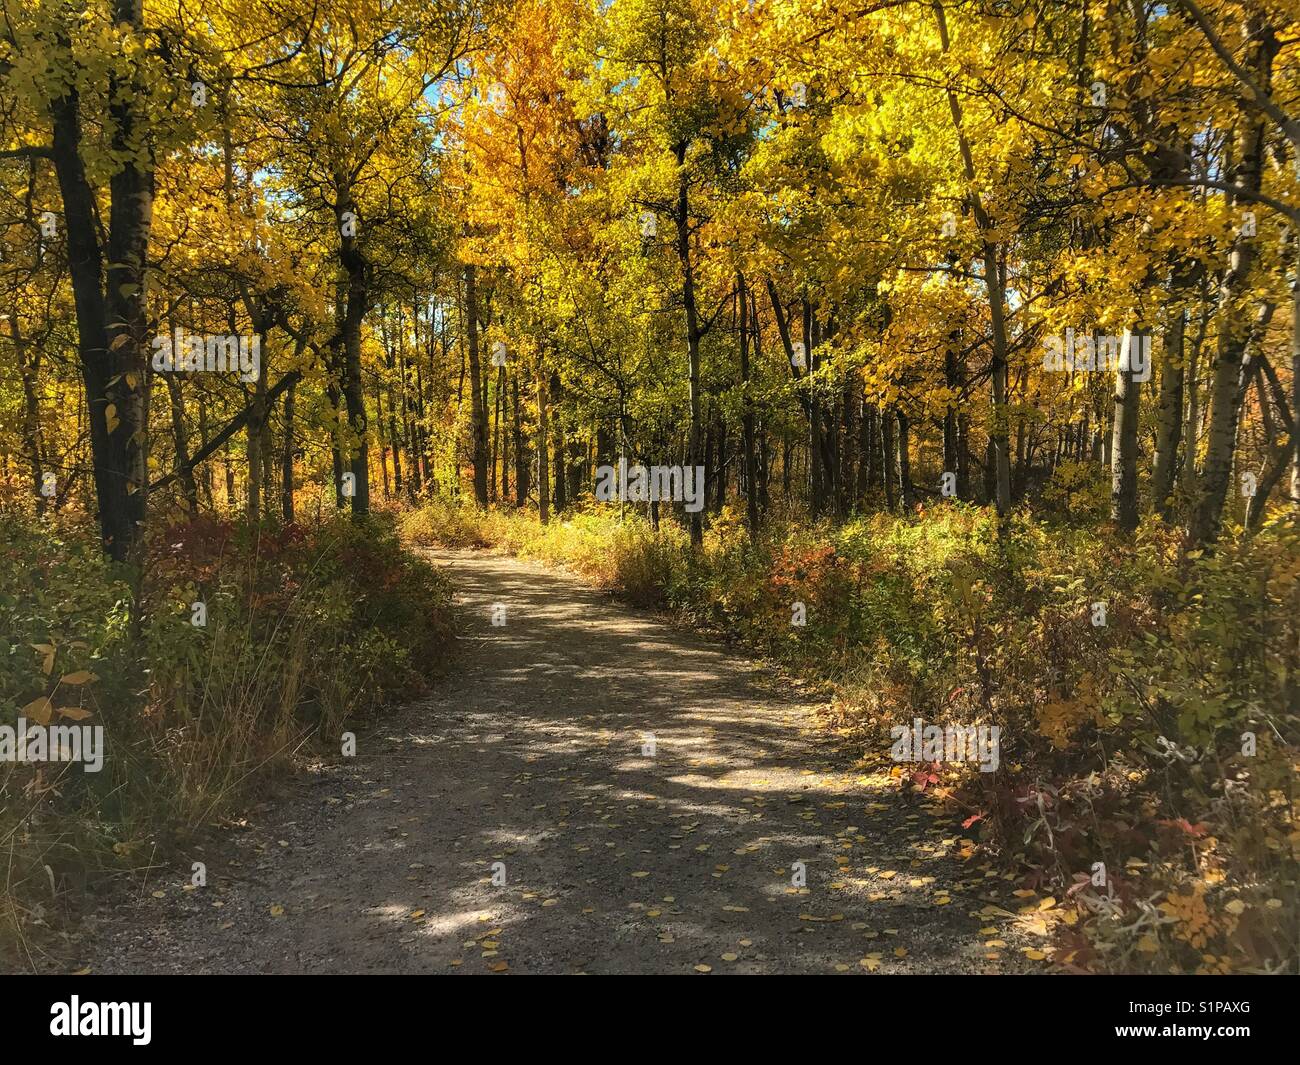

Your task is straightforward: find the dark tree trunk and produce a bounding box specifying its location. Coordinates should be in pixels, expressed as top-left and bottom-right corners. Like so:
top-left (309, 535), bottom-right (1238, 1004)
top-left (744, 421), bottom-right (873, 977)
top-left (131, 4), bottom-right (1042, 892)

top-left (464, 264), bottom-right (489, 506)
top-left (513, 377), bottom-right (528, 507)
top-left (164, 373), bottom-right (198, 513)
top-left (536, 369), bottom-right (550, 523)
top-left (738, 273), bottom-right (760, 531)
top-left (551, 372), bottom-right (567, 512)
top-left (672, 147), bottom-right (704, 546)
top-left (11, 314), bottom-right (46, 514)
top-left (857, 401), bottom-right (873, 503)
top-left (1111, 332), bottom-right (1144, 533)
top-left (882, 410), bottom-right (897, 510)
top-left (897, 409), bottom-right (914, 510)
top-left (943, 337), bottom-right (960, 491)
top-left (50, 41), bottom-right (144, 561)
top-left (337, 185), bottom-right (371, 519)
top-left (282, 377), bottom-right (296, 523)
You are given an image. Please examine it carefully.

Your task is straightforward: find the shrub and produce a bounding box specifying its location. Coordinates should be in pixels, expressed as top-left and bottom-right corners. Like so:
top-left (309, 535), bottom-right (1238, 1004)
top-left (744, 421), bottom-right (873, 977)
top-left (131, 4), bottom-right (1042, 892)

top-left (0, 512), bottom-right (453, 959)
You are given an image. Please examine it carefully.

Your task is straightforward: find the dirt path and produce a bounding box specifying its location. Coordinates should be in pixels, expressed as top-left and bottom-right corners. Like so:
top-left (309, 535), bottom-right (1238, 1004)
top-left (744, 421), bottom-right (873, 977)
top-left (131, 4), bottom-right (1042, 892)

top-left (75, 548), bottom-right (1029, 975)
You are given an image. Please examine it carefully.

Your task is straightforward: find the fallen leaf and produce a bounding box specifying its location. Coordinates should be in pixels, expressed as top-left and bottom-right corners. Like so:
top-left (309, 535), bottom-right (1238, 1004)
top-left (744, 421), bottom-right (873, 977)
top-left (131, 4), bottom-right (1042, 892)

top-left (21, 697), bottom-right (53, 726)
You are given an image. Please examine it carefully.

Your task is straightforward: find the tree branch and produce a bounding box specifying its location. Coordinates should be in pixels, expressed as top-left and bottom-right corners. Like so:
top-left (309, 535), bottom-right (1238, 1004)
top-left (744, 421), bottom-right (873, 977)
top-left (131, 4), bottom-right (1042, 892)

top-left (1176, 0), bottom-right (1300, 146)
top-left (149, 370), bottom-right (302, 493)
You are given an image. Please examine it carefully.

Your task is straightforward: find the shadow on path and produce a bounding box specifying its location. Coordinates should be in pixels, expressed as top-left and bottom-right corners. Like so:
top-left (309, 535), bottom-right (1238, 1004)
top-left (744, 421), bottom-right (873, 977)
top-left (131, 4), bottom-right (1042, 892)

top-left (77, 548), bottom-right (1030, 975)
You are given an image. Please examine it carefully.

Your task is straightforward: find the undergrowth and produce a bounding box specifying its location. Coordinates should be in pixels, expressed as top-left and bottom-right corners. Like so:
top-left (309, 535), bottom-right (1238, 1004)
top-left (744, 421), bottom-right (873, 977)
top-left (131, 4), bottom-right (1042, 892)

top-left (0, 512), bottom-right (453, 968)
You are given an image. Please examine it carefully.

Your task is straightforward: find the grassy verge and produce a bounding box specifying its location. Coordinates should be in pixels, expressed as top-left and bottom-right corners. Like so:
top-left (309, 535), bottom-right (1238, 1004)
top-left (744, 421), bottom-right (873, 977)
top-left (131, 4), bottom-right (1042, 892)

top-left (401, 498), bottom-right (1298, 974)
top-left (0, 512), bottom-right (453, 968)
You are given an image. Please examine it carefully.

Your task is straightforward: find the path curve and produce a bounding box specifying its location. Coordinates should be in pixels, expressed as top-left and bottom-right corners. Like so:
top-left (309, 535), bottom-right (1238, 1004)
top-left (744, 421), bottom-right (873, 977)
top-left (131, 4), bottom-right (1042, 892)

top-left (76, 548), bottom-right (1026, 975)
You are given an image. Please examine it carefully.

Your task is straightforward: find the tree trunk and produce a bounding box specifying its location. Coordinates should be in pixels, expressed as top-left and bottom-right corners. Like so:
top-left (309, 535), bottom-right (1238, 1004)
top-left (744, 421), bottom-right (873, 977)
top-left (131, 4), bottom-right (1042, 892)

top-left (337, 184), bottom-right (371, 519)
top-left (104, 0), bottom-right (151, 554)
top-left (496, 365), bottom-right (507, 500)
top-left (536, 369), bottom-right (550, 524)
top-left (738, 273), bottom-right (759, 531)
top-left (882, 410), bottom-right (897, 510)
top-left (282, 377), bottom-right (296, 523)
top-left (327, 380), bottom-right (346, 509)
top-left (932, 0), bottom-right (1011, 515)
top-left (674, 148), bottom-right (704, 546)
top-left (247, 358), bottom-right (267, 521)
top-left (49, 25), bottom-right (146, 562)
top-left (1181, 293), bottom-right (1210, 497)
top-left (1151, 305), bottom-right (1187, 520)
top-left (164, 373), bottom-right (198, 513)
top-left (1110, 330), bottom-right (1144, 533)
top-left (943, 338), bottom-right (960, 493)
top-left (840, 377), bottom-right (855, 515)
top-left (858, 402), bottom-right (874, 502)
top-left (897, 409), bottom-right (914, 510)
top-left (1189, 16), bottom-right (1272, 545)
top-left (1291, 235), bottom-right (1300, 505)
top-left (713, 414), bottom-right (728, 513)
top-left (464, 264), bottom-right (489, 506)
top-left (11, 314), bottom-right (46, 514)
top-left (197, 395), bottom-right (212, 508)
top-left (513, 377), bottom-right (528, 507)
top-left (376, 380), bottom-right (390, 498)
